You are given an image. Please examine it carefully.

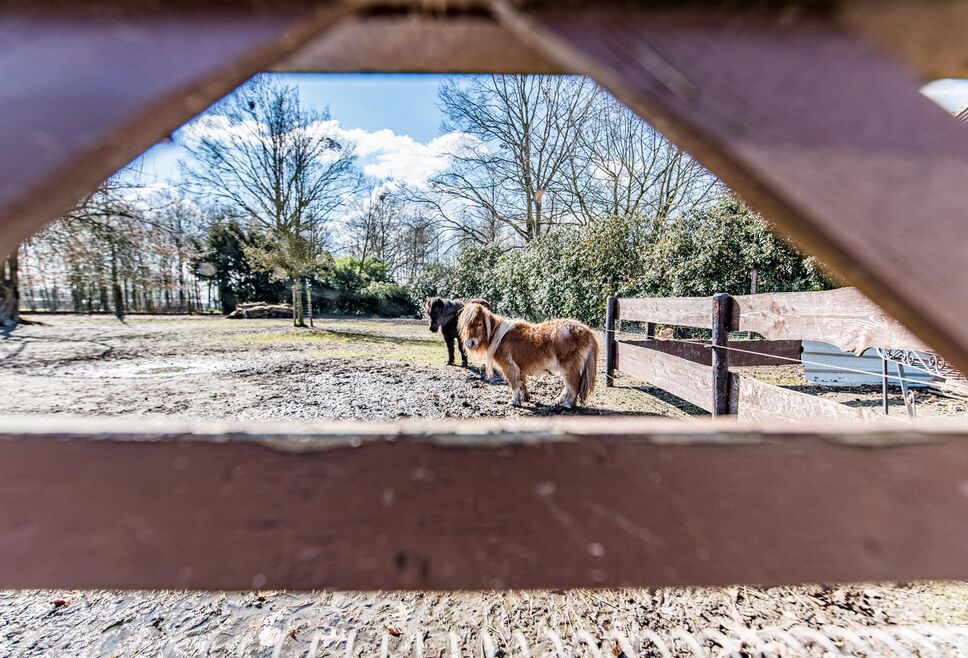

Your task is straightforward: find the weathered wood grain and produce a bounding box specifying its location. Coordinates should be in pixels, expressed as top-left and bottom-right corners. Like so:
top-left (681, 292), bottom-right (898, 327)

top-left (733, 287), bottom-right (928, 354)
top-left (0, 5), bottom-right (351, 259)
top-left (616, 296), bottom-right (726, 329)
top-left (494, 3), bottom-right (968, 381)
top-left (616, 340), bottom-right (712, 411)
top-left (711, 292), bottom-right (731, 416)
top-left (274, 12), bottom-right (561, 73)
top-left (729, 372), bottom-right (887, 423)
top-left (605, 295), bottom-right (617, 386)
top-left (1, 414), bottom-right (967, 590)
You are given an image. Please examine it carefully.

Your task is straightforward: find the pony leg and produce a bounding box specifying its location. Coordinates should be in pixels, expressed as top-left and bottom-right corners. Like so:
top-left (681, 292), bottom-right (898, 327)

top-left (520, 374), bottom-right (530, 402)
top-left (445, 333), bottom-right (456, 365)
top-left (561, 369), bottom-right (580, 409)
top-left (457, 333), bottom-right (469, 366)
top-left (504, 363), bottom-right (524, 406)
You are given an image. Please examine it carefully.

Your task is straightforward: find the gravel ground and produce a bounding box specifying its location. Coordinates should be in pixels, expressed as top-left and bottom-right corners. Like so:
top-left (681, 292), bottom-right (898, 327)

top-left (3, 314), bottom-right (968, 657)
top-left (0, 314), bottom-right (699, 420)
top-left (4, 585), bottom-right (968, 657)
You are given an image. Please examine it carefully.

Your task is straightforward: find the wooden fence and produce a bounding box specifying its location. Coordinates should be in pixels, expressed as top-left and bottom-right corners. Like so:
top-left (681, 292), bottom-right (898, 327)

top-left (3, 415), bottom-right (968, 590)
top-left (605, 287), bottom-right (927, 421)
top-left (5, 0), bottom-right (968, 594)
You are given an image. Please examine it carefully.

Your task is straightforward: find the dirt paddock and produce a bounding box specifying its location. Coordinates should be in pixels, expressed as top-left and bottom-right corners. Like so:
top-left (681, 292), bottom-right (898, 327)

top-left (2, 314), bottom-right (968, 656)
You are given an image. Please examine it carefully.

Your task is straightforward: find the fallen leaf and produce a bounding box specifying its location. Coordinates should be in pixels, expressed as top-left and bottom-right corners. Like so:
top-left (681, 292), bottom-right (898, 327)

top-left (51, 600), bottom-right (68, 608)
top-left (289, 629), bottom-right (299, 640)
top-left (384, 626), bottom-right (402, 637)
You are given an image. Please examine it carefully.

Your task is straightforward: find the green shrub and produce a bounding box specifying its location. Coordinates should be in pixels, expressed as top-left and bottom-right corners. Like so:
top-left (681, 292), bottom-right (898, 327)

top-left (407, 263), bottom-right (453, 305)
top-left (311, 257), bottom-right (418, 317)
top-left (440, 197), bottom-right (832, 327)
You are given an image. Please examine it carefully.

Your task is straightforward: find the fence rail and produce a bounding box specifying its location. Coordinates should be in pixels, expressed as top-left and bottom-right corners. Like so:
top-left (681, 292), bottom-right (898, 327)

top-left (2, 414), bottom-right (967, 591)
top-left (606, 287), bottom-right (937, 420)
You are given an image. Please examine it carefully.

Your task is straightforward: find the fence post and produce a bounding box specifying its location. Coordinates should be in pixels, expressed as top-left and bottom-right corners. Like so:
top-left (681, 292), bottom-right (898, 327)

top-left (304, 278), bottom-right (314, 328)
top-left (711, 292), bottom-right (732, 416)
top-left (605, 295), bottom-right (617, 387)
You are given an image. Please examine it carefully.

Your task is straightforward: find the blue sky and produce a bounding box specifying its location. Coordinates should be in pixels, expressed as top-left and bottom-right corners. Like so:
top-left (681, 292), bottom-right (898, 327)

top-left (127, 73), bottom-right (451, 186)
top-left (128, 74), bottom-right (968, 187)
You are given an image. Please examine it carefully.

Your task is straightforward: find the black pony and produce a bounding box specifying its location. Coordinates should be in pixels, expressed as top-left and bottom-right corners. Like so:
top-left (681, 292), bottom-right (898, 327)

top-left (424, 297), bottom-right (490, 366)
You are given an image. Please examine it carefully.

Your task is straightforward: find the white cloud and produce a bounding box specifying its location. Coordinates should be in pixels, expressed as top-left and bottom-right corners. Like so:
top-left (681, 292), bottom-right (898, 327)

top-left (183, 114), bottom-right (478, 189)
top-left (323, 122), bottom-right (477, 187)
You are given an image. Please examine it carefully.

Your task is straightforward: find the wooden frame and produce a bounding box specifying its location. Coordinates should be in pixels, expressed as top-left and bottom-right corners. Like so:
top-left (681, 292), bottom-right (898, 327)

top-left (3, 0), bottom-right (968, 590)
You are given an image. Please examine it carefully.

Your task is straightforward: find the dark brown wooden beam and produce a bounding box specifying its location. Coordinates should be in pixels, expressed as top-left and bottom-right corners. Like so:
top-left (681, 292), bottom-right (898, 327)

top-left (495, 3), bottom-right (968, 383)
top-left (0, 4), bottom-right (352, 259)
top-left (2, 415), bottom-right (967, 590)
top-left (622, 338), bottom-right (802, 368)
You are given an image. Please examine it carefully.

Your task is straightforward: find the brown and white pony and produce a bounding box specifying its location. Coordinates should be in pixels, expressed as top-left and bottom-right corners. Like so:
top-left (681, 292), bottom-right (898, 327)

top-left (458, 302), bottom-right (598, 408)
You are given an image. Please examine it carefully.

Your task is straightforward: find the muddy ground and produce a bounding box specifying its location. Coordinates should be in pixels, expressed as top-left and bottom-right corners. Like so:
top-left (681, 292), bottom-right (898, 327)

top-left (2, 314), bottom-right (961, 419)
top-left (2, 315), bottom-right (968, 657)
top-left (0, 314), bottom-right (708, 419)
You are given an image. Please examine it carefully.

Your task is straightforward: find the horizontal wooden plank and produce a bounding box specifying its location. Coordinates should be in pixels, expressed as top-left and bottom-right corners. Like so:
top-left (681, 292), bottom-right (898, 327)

top-left (729, 372), bottom-right (887, 423)
top-left (733, 288), bottom-right (928, 354)
top-left (624, 338), bottom-right (801, 367)
top-left (2, 414), bottom-right (968, 590)
top-left (498, 5), bottom-right (968, 391)
top-left (274, 13), bottom-right (561, 73)
top-left (616, 340), bottom-right (713, 411)
top-left (616, 296), bottom-right (729, 329)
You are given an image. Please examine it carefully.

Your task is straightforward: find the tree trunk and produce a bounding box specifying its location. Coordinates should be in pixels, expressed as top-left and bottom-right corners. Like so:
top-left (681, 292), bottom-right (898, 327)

top-left (0, 246), bottom-right (20, 328)
top-left (292, 280), bottom-right (305, 327)
top-left (110, 242), bottom-right (124, 321)
top-left (218, 281), bottom-right (237, 315)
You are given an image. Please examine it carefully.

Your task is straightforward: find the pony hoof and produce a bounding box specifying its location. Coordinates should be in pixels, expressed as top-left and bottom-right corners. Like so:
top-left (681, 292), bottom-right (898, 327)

top-left (510, 397), bottom-right (522, 407)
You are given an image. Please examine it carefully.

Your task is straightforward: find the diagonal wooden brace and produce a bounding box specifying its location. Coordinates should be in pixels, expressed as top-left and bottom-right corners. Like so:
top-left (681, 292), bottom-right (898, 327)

top-left (0, 4), bottom-right (352, 259)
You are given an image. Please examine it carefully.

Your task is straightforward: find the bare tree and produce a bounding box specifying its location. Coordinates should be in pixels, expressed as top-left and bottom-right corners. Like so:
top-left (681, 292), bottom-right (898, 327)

top-left (182, 76), bottom-right (361, 326)
top-left (348, 189), bottom-right (443, 283)
top-left (348, 190), bottom-right (402, 275)
top-left (565, 93), bottom-right (721, 228)
top-left (435, 75), bottom-right (598, 243)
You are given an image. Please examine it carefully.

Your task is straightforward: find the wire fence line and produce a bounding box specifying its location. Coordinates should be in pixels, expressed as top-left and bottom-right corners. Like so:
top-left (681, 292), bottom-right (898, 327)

top-left (604, 326), bottom-right (968, 415)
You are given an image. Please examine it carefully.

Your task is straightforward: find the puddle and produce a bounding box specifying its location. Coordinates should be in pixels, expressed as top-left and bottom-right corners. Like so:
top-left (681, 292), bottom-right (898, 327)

top-left (61, 357), bottom-right (247, 379)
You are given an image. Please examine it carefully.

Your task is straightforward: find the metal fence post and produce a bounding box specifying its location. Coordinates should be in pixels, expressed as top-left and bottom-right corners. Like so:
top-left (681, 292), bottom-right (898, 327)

top-left (711, 293), bottom-right (732, 416)
top-left (605, 295), bottom-right (617, 387)
top-left (882, 356), bottom-right (890, 415)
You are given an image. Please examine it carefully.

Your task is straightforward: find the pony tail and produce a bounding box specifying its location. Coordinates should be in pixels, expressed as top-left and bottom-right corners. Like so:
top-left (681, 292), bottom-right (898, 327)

top-left (578, 338), bottom-right (598, 404)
